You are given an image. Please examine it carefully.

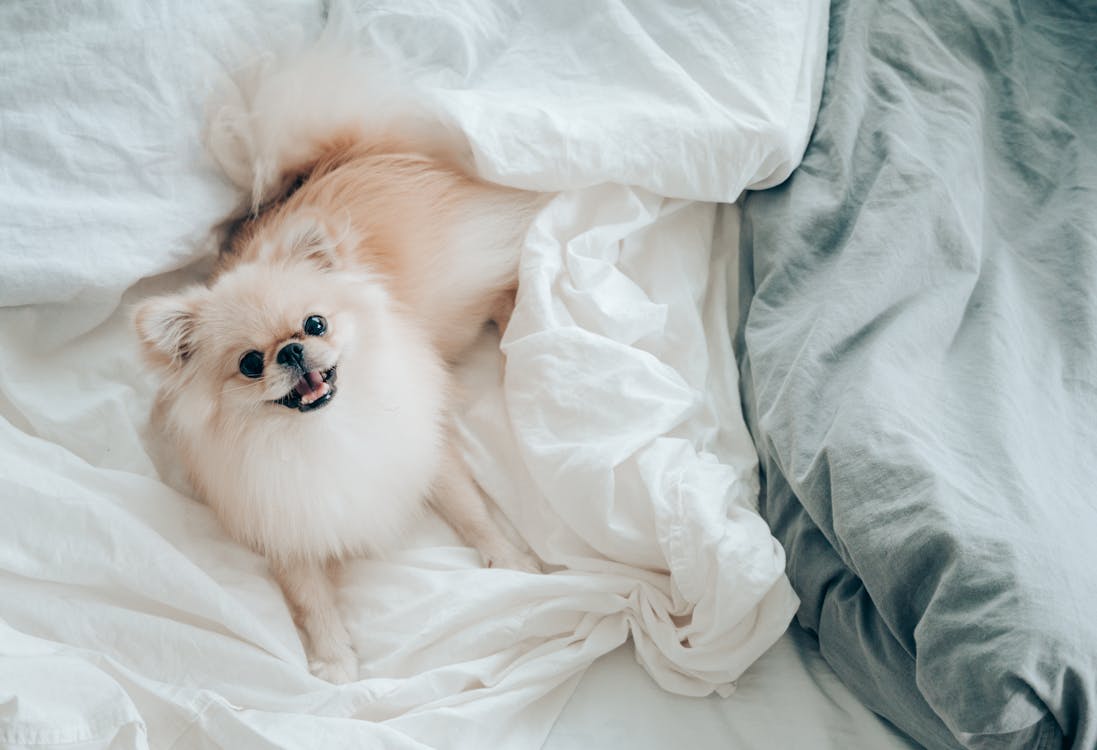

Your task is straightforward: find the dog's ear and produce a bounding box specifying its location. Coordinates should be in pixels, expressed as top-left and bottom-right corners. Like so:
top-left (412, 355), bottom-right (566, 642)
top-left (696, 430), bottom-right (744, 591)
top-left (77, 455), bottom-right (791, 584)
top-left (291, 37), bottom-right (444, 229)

top-left (133, 287), bottom-right (207, 369)
top-left (289, 218), bottom-right (344, 270)
top-left (251, 213), bottom-right (353, 272)
top-left (286, 217), bottom-right (344, 272)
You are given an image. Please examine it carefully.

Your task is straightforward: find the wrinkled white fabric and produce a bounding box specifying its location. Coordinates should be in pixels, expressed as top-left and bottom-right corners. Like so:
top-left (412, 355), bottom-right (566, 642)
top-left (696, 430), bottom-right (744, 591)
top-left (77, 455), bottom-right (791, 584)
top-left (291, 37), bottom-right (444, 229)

top-left (0, 1), bottom-right (827, 748)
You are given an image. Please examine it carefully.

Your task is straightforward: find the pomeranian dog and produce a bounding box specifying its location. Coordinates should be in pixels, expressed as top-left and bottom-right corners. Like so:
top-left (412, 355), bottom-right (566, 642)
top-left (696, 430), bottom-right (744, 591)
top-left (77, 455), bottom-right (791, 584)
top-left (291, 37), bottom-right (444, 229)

top-left (133, 41), bottom-right (543, 683)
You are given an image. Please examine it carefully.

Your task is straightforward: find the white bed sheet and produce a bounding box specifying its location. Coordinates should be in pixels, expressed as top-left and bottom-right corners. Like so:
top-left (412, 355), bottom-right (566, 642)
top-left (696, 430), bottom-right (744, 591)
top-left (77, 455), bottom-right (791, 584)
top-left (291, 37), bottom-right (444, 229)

top-left (547, 625), bottom-right (919, 750)
top-left (0, 2), bottom-right (834, 748)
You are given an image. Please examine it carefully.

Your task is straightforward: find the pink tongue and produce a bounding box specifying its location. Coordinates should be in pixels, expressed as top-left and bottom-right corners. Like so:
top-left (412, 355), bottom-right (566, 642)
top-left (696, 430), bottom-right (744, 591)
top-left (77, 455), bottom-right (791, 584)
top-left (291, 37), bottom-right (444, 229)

top-left (294, 370), bottom-right (325, 397)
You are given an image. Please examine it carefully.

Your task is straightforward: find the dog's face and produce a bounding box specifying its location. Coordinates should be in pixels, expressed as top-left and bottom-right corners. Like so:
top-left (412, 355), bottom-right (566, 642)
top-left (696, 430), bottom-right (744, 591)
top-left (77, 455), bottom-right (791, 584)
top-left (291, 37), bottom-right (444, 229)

top-left (134, 213), bottom-right (450, 562)
top-left (133, 229), bottom-right (383, 426)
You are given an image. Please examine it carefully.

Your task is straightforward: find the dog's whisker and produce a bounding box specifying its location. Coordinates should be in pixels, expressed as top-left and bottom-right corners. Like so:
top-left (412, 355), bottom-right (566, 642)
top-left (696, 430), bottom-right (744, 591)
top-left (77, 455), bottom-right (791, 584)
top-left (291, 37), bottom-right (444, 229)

top-left (219, 383), bottom-right (262, 394)
top-left (220, 381), bottom-right (293, 397)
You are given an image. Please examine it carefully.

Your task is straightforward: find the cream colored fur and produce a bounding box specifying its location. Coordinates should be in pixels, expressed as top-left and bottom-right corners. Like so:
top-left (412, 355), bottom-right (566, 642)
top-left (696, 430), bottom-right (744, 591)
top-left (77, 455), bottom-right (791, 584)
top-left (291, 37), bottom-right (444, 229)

top-left (135, 42), bottom-right (542, 683)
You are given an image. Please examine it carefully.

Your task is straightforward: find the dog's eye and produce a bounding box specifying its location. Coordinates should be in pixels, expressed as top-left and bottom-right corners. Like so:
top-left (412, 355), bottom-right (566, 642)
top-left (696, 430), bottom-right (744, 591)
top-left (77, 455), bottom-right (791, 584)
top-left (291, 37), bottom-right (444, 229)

top-left (239, 350), bottom-right (264, 378)
top-left (303, 315), bottom-right (327, 336)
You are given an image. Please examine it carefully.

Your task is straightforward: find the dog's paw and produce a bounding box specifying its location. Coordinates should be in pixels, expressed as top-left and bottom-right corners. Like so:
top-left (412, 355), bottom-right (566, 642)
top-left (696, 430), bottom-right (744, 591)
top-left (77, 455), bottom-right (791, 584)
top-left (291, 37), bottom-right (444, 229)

top-left (484, 547), bottom-right (542, 574)
top-left (309, 646), bottom-right (359, 684)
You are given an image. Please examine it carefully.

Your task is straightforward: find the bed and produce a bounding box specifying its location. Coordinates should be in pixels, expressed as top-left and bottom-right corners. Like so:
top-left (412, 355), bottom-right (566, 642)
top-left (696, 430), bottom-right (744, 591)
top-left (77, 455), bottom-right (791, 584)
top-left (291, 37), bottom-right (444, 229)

top-left (3, 1), bottom-right (1092, 749)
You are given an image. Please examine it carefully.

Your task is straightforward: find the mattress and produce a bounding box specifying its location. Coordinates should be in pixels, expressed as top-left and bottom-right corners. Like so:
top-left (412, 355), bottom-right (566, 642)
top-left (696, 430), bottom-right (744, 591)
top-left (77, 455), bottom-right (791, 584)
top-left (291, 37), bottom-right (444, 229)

top-left (0, 2), bottom-right (857, 749)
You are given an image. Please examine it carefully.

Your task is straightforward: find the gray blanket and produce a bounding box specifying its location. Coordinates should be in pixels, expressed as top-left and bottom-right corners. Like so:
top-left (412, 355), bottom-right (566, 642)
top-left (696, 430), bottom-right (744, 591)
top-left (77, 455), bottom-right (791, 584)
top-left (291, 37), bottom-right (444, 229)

top-left (738, 1), bottom-right (1097, 748)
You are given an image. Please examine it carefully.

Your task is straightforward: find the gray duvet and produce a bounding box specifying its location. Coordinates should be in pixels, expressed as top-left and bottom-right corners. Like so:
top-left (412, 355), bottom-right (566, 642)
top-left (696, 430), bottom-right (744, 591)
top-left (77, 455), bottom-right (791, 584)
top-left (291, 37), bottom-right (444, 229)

top-left (737, 1), bottom-right (1097, 748)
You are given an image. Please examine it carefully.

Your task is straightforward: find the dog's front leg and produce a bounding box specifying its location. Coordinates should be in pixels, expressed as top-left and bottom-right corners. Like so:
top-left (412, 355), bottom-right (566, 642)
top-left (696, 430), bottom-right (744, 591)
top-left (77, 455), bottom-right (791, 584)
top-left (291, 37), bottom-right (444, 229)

top-left (431, 444), bottom-right (541, 573)
top-left (274, 559), bottom-right (358, 683)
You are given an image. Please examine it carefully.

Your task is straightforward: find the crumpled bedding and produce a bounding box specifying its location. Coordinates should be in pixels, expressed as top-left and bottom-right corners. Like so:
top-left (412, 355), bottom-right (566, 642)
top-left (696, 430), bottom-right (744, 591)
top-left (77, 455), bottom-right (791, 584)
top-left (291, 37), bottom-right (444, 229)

top-left (738, 0), bottom-right (1097, 747)
top-left (0, 2), bottom-right (827, 748)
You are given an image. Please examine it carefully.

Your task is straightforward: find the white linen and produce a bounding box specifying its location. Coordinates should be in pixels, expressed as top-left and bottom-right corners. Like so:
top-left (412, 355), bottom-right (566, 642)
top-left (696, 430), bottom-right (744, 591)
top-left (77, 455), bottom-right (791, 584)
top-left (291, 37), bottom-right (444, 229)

top-left (0, 1), bottom-right (828, 748)
top-left (547, 626), bottom-right (920, 750)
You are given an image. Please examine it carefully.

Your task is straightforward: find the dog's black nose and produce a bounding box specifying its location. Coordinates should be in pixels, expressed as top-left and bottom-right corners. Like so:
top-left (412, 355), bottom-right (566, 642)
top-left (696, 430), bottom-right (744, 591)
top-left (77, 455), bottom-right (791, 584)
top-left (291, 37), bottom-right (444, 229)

top-left (277, 342), bottom-right (305, 368)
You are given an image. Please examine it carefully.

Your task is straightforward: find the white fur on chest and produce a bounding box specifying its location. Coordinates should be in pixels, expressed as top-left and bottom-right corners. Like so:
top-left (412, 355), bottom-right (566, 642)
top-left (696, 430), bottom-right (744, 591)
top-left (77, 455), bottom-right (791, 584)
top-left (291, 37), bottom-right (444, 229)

top-left (174, 349), bottom-right (447, 564)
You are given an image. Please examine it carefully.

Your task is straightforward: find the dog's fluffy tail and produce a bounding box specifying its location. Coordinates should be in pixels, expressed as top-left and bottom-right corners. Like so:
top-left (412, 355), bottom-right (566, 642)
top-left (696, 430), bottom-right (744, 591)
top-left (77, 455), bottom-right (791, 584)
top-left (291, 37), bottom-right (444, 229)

top-left (205, 11), bottom-right (467, 214)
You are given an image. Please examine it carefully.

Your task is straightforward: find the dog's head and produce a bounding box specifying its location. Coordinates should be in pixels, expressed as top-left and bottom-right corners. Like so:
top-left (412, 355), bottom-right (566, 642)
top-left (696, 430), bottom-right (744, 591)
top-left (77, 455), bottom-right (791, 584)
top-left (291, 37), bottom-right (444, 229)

top-left (134, 218), bottom-right (388, 425)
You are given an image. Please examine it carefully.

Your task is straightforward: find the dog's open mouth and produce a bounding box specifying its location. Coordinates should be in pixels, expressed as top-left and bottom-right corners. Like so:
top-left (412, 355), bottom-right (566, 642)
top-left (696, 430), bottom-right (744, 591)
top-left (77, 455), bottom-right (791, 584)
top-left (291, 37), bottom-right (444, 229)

top-left (273, 366), bottom-right (337, 412)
